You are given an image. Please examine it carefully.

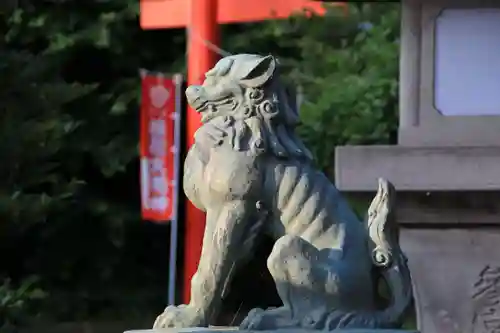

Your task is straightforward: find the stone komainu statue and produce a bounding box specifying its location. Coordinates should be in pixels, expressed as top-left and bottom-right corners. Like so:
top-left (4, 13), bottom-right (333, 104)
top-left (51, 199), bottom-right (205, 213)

top-left (153, 54), bottom-right (414, 330)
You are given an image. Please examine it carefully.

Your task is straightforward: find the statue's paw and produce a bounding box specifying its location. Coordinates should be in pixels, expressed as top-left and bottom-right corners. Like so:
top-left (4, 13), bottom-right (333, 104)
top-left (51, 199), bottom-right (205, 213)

top-left (239, 307), bottom-right (296, 330)
top-left (153, 304), bottom-right (205, 329)
top-left (240, 308), bottom-right (265, 330)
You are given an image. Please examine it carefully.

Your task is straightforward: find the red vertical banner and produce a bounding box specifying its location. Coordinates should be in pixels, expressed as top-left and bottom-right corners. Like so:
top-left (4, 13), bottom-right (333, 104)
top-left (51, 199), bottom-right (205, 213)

top-left (140, 73), bottom-right (179, 222)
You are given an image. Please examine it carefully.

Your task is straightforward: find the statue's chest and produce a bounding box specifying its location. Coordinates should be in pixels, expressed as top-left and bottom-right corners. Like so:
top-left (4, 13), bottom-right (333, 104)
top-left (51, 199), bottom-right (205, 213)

top-left (182, 145), bottom-right (210, 211)
top-left (182, 143), bottom-right (228, 210)
top-left (183, 143), bottom-right (261, 210)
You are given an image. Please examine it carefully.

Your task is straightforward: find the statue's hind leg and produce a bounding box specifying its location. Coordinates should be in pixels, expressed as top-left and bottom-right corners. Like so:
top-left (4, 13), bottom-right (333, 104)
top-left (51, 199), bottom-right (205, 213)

top-left (240, 235), bottom-right (342, 330)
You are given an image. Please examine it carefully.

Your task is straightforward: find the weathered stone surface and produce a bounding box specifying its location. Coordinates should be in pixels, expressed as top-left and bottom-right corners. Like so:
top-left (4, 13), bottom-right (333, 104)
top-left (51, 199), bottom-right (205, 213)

top-left (151, 54), bottom-right (414, 331)
top-left (401, 229), bottom-right (500, 333)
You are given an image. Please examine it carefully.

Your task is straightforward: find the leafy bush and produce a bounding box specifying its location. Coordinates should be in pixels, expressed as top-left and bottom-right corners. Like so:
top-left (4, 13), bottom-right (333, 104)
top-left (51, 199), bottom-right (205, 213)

top-left (1, 3), bottom-right (174, 321)
top-left (0, 277), bottom-right (46, 332)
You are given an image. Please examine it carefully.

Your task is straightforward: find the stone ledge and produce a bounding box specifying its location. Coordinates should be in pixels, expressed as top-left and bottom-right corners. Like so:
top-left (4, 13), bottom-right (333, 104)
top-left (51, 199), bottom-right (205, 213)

top-left (334, 145), bottom-right (500, 191)
top-left (124, 329), bottom-right (417, 333)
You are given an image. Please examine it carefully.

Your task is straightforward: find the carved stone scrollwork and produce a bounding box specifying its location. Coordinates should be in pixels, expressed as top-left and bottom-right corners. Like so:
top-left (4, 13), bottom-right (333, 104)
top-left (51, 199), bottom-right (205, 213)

top-left (368, 178), bottom-right (399, 269)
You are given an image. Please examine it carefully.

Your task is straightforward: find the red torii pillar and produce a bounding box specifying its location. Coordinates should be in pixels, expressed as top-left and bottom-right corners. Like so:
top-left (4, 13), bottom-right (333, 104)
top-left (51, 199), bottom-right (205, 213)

top-left (140, 0), bottom-right (346, 304)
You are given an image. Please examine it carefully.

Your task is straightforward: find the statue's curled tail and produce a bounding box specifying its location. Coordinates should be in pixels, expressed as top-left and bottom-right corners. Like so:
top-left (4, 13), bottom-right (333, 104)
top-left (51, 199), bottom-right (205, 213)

top-left (367, 178), bottom-right (413, 327)
top-left (324, 178), bottom-right (413, 330)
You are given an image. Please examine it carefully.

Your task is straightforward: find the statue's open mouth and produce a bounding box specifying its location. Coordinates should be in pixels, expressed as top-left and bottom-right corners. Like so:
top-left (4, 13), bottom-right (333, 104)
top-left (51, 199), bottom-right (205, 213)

top-left (188, 97), bottom-right (214, 123)
top-left (192, 100), bottom-right (215, 123)
top-left (188, 97), bottom-right (208, 111)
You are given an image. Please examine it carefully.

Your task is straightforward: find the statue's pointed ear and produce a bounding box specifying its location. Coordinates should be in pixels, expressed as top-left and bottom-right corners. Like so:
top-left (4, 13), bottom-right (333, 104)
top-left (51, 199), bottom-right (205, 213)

top-left (239, 55), bottom-right (276, 87)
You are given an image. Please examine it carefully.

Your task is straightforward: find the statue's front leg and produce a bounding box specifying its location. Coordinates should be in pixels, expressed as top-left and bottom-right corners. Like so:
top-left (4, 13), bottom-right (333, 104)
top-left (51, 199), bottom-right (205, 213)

top-left (154, 201), bottom-right (252, 328)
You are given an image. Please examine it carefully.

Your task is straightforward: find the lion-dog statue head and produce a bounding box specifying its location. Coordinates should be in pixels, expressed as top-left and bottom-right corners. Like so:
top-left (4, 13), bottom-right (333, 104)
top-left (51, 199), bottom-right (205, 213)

top-left (185, 54), bottom-right (313, 162)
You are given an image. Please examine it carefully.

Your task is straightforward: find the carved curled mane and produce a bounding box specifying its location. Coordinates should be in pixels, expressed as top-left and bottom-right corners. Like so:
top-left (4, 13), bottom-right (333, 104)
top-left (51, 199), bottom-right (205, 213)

top-left (230, 68), bottom-right (313, 162)
top-left (195, 54), bottom-right (313, 162)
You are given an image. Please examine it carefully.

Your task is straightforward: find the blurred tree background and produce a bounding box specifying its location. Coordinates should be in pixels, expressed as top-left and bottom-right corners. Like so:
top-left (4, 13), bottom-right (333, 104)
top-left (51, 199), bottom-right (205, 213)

top-left (0, 1), bottom-right (400, 331)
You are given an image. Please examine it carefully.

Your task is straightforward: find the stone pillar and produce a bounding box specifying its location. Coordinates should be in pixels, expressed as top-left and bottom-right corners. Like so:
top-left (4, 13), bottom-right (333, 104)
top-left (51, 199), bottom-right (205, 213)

top-left (398, 0), bottom-right (421, 133)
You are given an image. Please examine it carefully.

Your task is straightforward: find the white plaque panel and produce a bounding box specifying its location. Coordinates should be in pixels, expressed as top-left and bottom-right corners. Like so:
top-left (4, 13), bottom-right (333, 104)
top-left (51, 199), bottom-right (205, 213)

top-left (434, 8), bottom-right (500, 116)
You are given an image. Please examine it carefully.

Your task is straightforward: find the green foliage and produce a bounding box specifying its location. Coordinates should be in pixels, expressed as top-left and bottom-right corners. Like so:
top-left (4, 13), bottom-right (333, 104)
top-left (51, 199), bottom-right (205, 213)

top-left (296, 4), bottom-right (400, 171)
top-left (0, 277), bottom-right (46, 332)
top-left (1, 1), bottom-right (180, 322)
top-left (0, 50), bottom-right (96, 228)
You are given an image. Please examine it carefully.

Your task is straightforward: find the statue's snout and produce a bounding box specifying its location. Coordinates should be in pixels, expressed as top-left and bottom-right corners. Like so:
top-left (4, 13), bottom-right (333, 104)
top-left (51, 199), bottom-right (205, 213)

top-left (185, 85), bottom-right (207, 111)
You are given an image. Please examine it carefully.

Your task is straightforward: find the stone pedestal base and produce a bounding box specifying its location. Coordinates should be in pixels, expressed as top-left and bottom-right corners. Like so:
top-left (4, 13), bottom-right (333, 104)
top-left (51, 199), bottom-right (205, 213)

top-left (401, 229), bottom-right (500, 333)
top-left (124, 328), bottom-right (418, 333)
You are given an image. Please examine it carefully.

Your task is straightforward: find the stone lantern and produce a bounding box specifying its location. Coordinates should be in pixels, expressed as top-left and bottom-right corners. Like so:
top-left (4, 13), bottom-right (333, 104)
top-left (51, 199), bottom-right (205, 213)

top-left (334, 1), bottom-right (500, 333)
